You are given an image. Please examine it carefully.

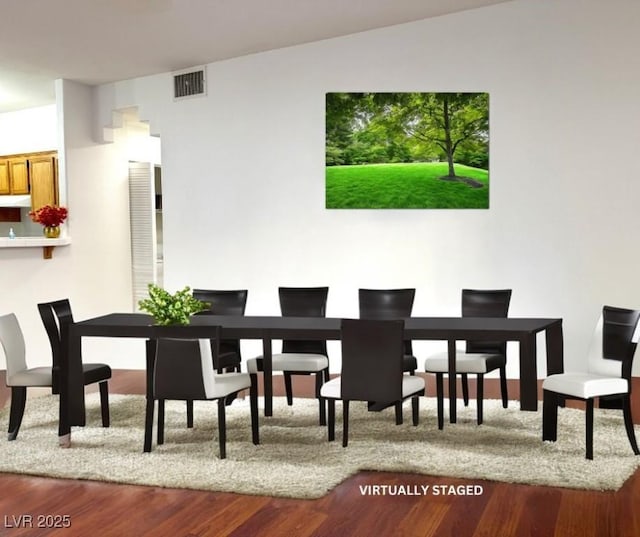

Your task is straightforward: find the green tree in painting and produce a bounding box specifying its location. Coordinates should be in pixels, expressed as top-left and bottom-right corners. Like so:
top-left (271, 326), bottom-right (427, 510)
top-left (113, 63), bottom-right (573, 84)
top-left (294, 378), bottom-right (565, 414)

top-left (325, 92), bottom-right (489, 175)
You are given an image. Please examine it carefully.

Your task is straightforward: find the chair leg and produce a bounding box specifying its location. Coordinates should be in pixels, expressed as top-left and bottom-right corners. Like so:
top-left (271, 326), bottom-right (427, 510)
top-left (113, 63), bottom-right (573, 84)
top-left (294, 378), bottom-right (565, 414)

top-left (186, 400), bottom-right (194, 428)
top-left (586, 398), bottom-right (594, 460)
top-left (284, 372), bottom-right (293, 406)
top-left (412, 395), bottom-right (419, 426)
top-left (342, 400), bottom-right (350, 448)
top-left (316, 371), bottom-right (326, 426)
top-left (328, 399), bottom-right (335, 441)
top-left (542, 390), bottom-right (558, 442)
top-left (395, 401), bottom-right (403, 425)
top-left (621, 394), bottom-right (640, 455)
top-left (435, 373), bottom-right (444, 430)
top-left (157, 399), bottom-right (165, 445)
top-left (217, 398), bottom-right (227, 459)
top-left (476, 374), bottom-right (484, 426)
top-left (99, 381), bottom-right (110, 427)
top-left (461, 373), bottom-right (469, 406)
top-left (8, 386), bottom-right (27, 441)
top-left (499, 366), bottom-right (508, 408)
top-left (250, 379), bottom-right (260, 446)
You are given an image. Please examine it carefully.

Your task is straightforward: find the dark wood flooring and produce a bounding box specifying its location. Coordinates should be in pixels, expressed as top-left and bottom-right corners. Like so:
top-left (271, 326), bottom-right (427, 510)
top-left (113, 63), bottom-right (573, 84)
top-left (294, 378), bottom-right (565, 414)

top-left (1, 370), bottom-right (639, 537)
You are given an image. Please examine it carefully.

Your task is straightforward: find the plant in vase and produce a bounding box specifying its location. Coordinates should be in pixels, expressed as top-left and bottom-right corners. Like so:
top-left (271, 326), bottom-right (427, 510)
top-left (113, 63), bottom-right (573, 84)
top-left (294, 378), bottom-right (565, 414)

top-left (138, 283), bottom-right (210, 325)
top-left (29, 205), bottom-right (68, 238)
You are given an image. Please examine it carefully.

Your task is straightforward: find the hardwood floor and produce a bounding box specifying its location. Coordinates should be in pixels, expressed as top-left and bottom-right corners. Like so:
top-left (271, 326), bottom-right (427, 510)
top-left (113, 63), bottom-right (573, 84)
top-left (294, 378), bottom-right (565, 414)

top-left (1, 370), bottom-right (639, 537)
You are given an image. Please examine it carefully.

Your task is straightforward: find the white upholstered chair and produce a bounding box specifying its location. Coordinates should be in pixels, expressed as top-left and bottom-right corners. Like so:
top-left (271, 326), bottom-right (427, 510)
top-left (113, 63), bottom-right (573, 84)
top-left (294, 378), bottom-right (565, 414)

top-left (542, 305), bottom-right (640, 459)
top-left (247, 287), bottom-right (329, 425)
top-left (152, 335), bottom-right (259, 459)
top-left (320, 319), bottom-right (425, 447)
top-left (0, 313), bottom-right (53, 440)
top-left (424, 289), bottom-right (512, 428)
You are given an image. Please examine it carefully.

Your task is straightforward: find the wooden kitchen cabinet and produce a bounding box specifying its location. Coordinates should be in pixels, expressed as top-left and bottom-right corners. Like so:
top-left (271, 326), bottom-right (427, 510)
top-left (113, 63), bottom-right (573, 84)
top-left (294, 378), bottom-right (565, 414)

top-left (8, 158), bottom-right (29, 194)
top-left (0, 157), bottom-right (30, 195)
top-left (29, 155), bottom-right (58, 210)
top-left (0, 160), bottom-right (8, 194)
top-left (0, 151), bottom-right (58, 207)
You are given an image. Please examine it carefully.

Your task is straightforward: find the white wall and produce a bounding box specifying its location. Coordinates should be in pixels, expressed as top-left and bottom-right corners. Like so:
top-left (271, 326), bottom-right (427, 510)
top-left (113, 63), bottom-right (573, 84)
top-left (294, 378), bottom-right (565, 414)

top-left (0, 105), bottom-right (57, 154)
top-left (5, 0), bottom-right (639, 376)
top-left (93, 0), bottom-right (640, 374)
top-left (0, 104), bottom-right (59, 237)
top-left (0, 81), bottom-right (137, 370)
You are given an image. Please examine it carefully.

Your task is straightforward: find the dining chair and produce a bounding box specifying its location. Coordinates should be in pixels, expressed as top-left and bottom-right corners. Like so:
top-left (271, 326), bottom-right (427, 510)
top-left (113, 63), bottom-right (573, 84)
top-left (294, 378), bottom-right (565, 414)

top-left (151, 334), bottom-right (259, 459)
top-left (188, 289), bottom-right (248, 415)
top-left (192, 289), bottom-right (248, 373)
top-left (424, 289), bottom-right (512, 428)
top-left (37, 299), bottom-right (111, 430)
top-left (246, 287), bottom-right (330, 425)
top-left (320, 318), bottom-right (425, 447)
top-left (542, 305), bottom-right (640, 459)
top-left (358, 288), bottom-right (417, 375)
top-left (1, 313), bottom-right (53, 440)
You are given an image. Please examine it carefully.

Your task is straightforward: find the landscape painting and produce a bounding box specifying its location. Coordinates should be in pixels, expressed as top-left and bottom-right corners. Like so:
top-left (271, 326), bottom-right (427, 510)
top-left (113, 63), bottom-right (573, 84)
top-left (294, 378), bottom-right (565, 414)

top-left (325, 92), bottom-right (489, 209)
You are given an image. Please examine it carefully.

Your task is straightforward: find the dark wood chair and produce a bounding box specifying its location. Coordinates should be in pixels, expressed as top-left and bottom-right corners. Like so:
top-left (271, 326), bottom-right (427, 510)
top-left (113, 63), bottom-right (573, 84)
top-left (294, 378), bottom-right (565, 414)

top-left (320, 318), bottom-right (425, 447)
top-left (151, 334), bottom-right (259, 459)
top-left (247, 287), bottom-right (330, 425)
top-left (424, 289), bottom-right (511, 428)
top-left (358, 288), bottom-right (417, 374)
top-left (37, 299), bottom-right (111, 433)
top-left (192, 289), bottom-right (248, 373)
top-left (543, 305), bottom-right (640, 459)
top-left (172, 289), bottom-right (249, 425)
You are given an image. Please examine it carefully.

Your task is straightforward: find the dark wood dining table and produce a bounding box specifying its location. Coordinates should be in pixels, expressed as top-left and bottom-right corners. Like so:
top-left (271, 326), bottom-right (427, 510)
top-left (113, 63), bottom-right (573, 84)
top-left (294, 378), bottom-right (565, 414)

top-left (61, 313), bottom-right (563, 450)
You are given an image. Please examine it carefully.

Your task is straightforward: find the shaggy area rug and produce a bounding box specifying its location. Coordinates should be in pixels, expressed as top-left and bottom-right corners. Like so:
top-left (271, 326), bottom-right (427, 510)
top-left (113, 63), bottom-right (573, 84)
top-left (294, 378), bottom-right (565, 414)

top-left (0, 394), bottom-right (638, 499)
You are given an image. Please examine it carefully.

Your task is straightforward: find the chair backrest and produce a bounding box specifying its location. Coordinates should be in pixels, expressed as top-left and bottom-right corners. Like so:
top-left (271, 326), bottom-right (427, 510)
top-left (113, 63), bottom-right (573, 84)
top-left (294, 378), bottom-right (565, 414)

top-left (192, 289), bottom-right (248, 360)
top-left (587, 306), bottom-right (640, 379)
top-left (0, 313), bottom-right (28, 384)
top-left (37, 299), bottom-right (74, 391)
top-left (358, 288), bottom-right (415, 355)
top-left (279, 287), bottom-right (329, 355)
top-left (154, 335), bottom-right (219, 401)
top-left (340, 318), bottom-right (404, 402)
top-left (462, 289), bottom-right (512, 354)
top-left (192, 289), bottom-right (248, 316)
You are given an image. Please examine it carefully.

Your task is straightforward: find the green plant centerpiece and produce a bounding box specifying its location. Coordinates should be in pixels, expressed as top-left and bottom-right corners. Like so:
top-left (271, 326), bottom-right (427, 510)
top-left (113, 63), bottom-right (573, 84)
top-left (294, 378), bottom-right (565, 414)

top-left (138, 284), bottom-right (210, 325)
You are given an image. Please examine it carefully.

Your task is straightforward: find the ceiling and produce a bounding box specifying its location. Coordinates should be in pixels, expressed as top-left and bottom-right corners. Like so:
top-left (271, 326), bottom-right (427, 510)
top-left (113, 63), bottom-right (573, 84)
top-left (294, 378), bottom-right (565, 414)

top-left (0, 0), bottom-right (510, 113)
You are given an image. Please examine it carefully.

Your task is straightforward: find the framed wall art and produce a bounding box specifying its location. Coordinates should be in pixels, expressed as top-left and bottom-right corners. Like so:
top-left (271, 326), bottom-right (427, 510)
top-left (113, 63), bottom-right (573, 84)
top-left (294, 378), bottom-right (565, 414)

top-left (325, 92), bottom-right (489, 209)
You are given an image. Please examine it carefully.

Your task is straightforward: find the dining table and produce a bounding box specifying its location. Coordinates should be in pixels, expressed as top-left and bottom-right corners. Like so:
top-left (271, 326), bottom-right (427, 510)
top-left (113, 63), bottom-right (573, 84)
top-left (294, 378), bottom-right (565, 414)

top-left (60, 313), bottom-right (563, 450)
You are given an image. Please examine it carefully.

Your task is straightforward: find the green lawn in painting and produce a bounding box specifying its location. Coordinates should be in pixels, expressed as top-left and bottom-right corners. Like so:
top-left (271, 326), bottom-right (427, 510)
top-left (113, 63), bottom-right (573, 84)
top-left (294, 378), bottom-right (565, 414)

top-left (325, 162), bottom-right (489, 209)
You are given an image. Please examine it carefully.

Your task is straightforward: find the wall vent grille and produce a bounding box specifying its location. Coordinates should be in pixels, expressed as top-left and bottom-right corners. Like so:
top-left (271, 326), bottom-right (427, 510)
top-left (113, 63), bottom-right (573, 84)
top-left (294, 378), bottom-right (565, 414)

top-left (173, 69), bottom-right (206, 99)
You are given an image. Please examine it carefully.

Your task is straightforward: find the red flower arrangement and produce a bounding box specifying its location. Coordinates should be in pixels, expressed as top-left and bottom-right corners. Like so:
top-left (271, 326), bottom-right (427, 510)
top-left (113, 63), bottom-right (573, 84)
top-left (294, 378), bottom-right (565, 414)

top-left (29, 205), bottom-right (68, 227)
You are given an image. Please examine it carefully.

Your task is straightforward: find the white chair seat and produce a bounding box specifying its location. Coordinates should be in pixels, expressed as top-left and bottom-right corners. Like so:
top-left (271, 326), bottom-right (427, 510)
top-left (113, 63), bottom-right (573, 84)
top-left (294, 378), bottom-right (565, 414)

top-left (424, 351), bottom-right (505, 374)
top-left (7, 367), bottom-right (53, 387)
top-left (543, 373), bottom-right (628, 399)
top-left (207, 372), bottom-right (252, 399)
top-left (320, 374), bottom-right (424, 399)
top-left (246, 353), bottom-right (328, 374)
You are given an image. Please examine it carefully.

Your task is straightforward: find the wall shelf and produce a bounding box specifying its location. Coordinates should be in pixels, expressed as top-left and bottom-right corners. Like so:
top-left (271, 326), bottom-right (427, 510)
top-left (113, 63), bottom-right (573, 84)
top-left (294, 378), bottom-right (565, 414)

top-left (0, 236), bottom-right (71, 259)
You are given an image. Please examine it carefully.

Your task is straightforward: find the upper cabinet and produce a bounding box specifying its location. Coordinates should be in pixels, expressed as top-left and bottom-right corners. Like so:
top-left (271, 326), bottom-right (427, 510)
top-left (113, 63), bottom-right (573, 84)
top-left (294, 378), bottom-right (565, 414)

top-left (0, 151), bottom-right (58, 209)
top-left (29, 154), bottom-right (58, 210)
top-left (8, 158), bottom-right (29, 194)
top-left (0, 160), bottom-right (8, 194)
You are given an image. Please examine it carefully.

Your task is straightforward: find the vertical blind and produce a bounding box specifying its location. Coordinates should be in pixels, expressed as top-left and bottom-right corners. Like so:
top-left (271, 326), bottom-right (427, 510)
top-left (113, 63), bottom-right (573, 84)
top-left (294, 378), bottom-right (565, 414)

top-left (128, 162), bottom-right (157, 311)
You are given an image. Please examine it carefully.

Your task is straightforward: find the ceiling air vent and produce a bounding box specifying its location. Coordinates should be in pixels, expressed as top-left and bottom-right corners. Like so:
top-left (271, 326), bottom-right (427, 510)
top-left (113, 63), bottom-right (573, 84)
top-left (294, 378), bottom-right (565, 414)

top-left (173, 68), bottom-right (206, 99)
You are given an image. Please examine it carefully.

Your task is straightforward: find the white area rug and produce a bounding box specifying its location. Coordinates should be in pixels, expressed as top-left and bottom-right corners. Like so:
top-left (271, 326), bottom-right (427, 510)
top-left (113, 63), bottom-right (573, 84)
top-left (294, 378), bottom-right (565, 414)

top-left (0, 394), bottom-right (638, 499)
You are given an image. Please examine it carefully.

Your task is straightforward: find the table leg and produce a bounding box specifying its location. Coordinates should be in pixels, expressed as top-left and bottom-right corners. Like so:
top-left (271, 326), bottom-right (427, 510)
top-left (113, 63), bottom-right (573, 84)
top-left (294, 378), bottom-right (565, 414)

top-left (519, 335), bottom-right (538, 411)
top-left (263, 337), bottom-right (273, 417)
top-left (448, 339), bottom-right (457, 423)
top-left (545, 321), bottom-right (564, 375)
top-left (143, 339), bottom-right (156, 453)
top-left (59, 323), bottom-right (86, 446)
